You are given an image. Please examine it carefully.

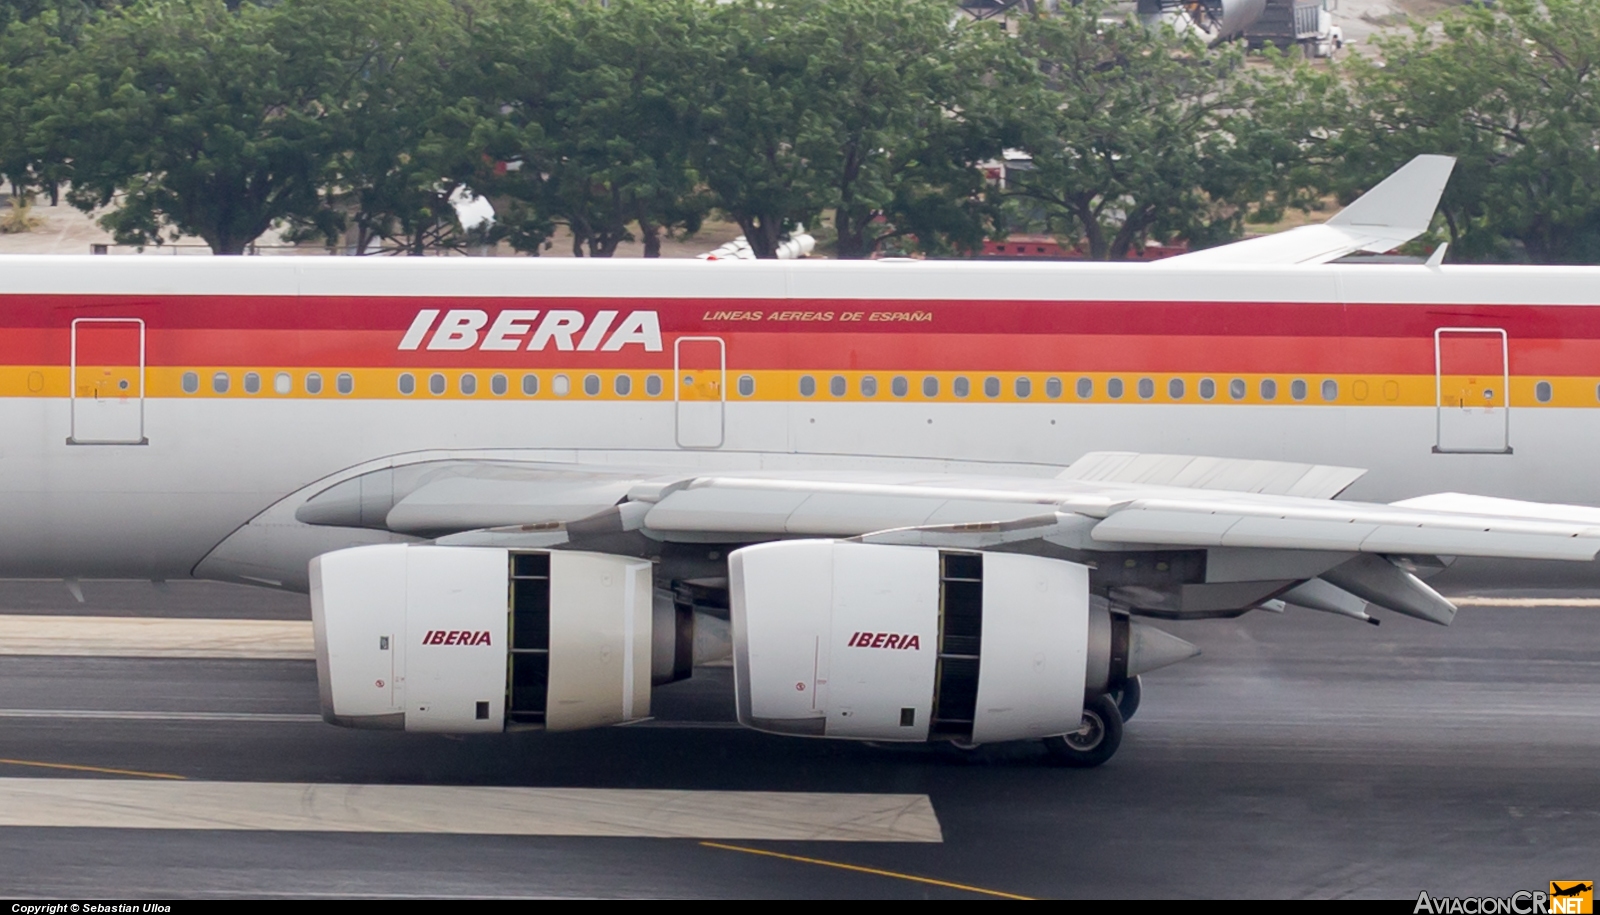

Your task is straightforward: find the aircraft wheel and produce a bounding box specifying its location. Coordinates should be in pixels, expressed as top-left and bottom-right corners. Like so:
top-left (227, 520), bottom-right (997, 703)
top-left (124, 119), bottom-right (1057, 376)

top-left (1043, 693), bottom-right (1123, 768)
top-left (1111, 675), bottom-right (1142, 723)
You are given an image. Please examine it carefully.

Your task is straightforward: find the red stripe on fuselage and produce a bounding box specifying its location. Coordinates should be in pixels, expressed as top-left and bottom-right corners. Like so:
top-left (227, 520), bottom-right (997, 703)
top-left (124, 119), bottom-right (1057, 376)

top-left (0, 294), bottom-right (1594, 374)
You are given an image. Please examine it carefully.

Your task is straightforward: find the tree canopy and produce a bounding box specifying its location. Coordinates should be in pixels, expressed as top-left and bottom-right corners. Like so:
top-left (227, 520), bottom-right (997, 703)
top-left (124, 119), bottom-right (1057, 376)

top-left (1342, 0), bottom-right (1600, 264)
top-left (1, 0), bottom-right (1595, 262)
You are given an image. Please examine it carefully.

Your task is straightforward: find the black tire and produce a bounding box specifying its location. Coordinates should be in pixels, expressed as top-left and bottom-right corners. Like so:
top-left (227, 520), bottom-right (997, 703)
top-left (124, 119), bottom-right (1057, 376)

top-left (1042, 693), bottom-right (1124, 768)
top-left (1112, 675), bottom-right (1142, 723)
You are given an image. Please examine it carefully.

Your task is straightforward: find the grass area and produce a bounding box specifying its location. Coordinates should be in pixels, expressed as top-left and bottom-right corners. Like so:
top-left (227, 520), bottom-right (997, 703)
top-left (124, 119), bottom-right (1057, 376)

top-left (0, 197), bottom-right (42, 234)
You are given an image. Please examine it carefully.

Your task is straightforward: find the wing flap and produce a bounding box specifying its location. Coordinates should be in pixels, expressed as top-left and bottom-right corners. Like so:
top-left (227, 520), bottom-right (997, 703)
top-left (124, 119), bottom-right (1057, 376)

top-left (1058, 451), bottom-right (1364, 499)
top-left (1091, 498), bottom-right (1600, 561)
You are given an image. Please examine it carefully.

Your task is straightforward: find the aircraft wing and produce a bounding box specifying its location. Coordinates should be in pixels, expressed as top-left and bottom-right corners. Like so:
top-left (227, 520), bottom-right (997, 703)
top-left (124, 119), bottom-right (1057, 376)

top-left (281, 450), bottom-right (1600, 628)
top-left (1155, 155), bottom-right (1457, 267)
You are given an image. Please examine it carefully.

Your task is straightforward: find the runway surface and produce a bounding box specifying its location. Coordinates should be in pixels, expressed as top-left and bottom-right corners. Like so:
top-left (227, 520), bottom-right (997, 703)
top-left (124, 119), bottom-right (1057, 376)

top-left (1, 581), bottom-right (1598, 898)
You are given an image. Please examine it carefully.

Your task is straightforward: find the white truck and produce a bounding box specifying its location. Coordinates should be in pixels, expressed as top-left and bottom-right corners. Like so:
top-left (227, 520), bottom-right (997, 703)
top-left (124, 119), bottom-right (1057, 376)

top-left (1246, 0), bottom-right (1344, 58)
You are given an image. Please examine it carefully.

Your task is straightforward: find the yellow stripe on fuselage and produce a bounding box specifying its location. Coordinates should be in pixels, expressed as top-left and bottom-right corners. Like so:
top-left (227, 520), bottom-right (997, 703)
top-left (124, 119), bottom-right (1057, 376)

top-left (6, 365), bottom-right (1598, 407)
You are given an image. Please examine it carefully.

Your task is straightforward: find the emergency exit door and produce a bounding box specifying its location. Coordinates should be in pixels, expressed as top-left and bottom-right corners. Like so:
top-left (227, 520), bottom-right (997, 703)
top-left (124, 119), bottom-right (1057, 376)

top-left (675, 336), bottom-right (725, 448)
top-left (70, 318), bottom-right (147, 445)
top-left (1434, 327), bottom-right (1509, 454)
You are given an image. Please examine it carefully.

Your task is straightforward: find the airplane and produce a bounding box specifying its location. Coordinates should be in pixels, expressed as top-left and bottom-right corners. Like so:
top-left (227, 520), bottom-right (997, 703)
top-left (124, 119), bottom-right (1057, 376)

top-left (6, 154), bottom-right (1600, 768)
top-left (1552, 884), bottom-right (1594, 898)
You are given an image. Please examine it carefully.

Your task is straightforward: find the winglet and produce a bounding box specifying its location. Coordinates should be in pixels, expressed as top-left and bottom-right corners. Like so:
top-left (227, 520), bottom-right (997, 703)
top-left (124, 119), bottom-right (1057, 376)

top-left (1156, 155), bottom-right (1456, 267)
top-left (1326, 155), bottom-right (1456, 235)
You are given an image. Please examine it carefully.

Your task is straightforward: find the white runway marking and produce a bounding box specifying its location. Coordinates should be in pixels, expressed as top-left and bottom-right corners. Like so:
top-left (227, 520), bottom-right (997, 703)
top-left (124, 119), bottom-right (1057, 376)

top-left (1452, 597), bottom-right (1600, 608)
top-left (0, 615), bottom-right (312, 659)
top-left (0, 777), bottom-right (943, 842)
top-left (0, 708), bottom-right (323, 723)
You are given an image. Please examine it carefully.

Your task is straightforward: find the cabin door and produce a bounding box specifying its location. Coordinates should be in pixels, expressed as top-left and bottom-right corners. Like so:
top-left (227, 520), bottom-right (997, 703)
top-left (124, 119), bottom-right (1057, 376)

top-left (1433, 327), bottom-right (1509, 454)
top-left (675, 336), bottom-right (725, 448)
top-left (70, 318), bottom-right (147, 445)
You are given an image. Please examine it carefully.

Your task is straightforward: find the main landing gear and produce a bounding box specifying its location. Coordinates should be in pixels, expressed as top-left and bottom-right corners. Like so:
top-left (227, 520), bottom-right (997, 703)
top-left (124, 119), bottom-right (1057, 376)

top-left (1043, 692), bottom-right (1125, 768)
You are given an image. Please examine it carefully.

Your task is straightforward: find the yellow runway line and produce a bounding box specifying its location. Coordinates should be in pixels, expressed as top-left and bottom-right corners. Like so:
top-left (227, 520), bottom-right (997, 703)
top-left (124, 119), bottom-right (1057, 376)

top-left (0, 757), bottom-right (186, 780)
top-left (700, 841), bottom-right (1031, 899)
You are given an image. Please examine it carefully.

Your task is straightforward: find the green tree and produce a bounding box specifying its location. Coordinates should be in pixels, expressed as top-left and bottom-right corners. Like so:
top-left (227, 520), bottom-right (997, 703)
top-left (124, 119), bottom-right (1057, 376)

top-left (0, 13), bottom-right (70, 200)
top-left (801, 0), bottom-right (1023, 259)
top-left (304, 0), bottom-right (481, 256)
top-left (1342, 0), bottom-right (1600, 264)
top-left (695, 0), bottom-right (840, 259)
top-left (1003, 1), bottom-right (1335, 260)
top-left (57, 0), bottom-right (351, 254)
top-left (469, 0), bottom-right (712, 257)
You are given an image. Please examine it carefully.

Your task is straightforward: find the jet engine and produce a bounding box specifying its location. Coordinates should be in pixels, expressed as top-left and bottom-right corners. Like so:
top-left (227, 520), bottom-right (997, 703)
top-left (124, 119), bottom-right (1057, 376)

top-left (729, 541), bottom-right (1198, 744)
top-left (312, 544), bottom-right (672, 732)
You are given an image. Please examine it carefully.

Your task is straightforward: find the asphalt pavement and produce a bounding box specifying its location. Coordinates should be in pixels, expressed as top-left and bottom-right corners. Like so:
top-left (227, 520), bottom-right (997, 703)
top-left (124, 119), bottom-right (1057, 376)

top-left (0, 582), bottom-right (1597, 898)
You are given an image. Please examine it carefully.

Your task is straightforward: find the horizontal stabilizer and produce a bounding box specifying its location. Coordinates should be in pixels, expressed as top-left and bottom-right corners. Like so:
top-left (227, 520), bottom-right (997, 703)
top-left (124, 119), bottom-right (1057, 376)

top-left (1156, 155), bottom-right (1456, 267)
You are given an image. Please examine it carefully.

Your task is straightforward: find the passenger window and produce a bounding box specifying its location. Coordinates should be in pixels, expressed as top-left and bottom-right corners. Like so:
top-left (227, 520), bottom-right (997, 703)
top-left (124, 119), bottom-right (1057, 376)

top-left (274, 372), bottom-right (292, 395)
top-left (953, 376), bottom-right (971, 398)
top-left (583, 374), bottom-right (600, 396)
top-left (830, 375), bottom-right (846, 397)
top-left (1536, 380), bottom-right (1552, 403)
top-left (428, 373), bottom-right (446, 396)
top-left (1260, 378), bottom-right (1277, 400)
top-left (922, 376), bottom-right (939, 397)
top-left (212, 372), bottom-right (229, 394)
top-left (645, 374), bottom-right (663, 397)
top-left (1107, 378), bottom-right (1124, 399)
top-left (181, 372), bottom-right (199, 394)
top-left (553, 374), bottom-right (570, 396)
top-left (1229, 378), bottom-right (1246, 400)
top-left (521, 374), bottom-right (539, 396)
top-left (1321, 379), bottom-right (1338, 401)
top-left (1291, 379), bottom-right (1307, 401)
top-left (737, 374), bottom-right (754, 397)
top-left (491, 374), bottom-right (508, 396)
top-left (799, 375), bottom-right (816, 397)
top-left (1045, 377), bottom-right (1062, 399)
top-left (983, 377), bottom-right (1000, 398)
top-left (1137, 378), bottom-right (1154, 399)
top-left (892, 376), bottom-right (908, 398)
top-left (1199, 378), bottom-right (1216, 400)
top-left (615, 374), bottom-right (632, 396)
top-left (860, 376), bottom-right (878, 397)
top-left (337, 373), bottom-right (354, 395)
top-left (244, 372), bottom-right (261, 395)
top-left (1076, 377), bottom-right (1093, 399)
top-left (398, 373), bottom-right (415, 396)
top-left (306, 373), bottom-right (323, 395)
top-left (1168, 378), bottom-right (1185, 399)
top-left (1015, 377), bottom-right (1031, 398)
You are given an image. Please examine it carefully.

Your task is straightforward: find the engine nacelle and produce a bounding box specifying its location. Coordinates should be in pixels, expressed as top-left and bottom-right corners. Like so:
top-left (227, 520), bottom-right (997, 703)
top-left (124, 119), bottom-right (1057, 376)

top-left (730, 541), bottom-right (1199, 745)
top-left (731, 541), bottom-right (1097, 743)
top-left (311, 544), bottom-right (654, 733)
